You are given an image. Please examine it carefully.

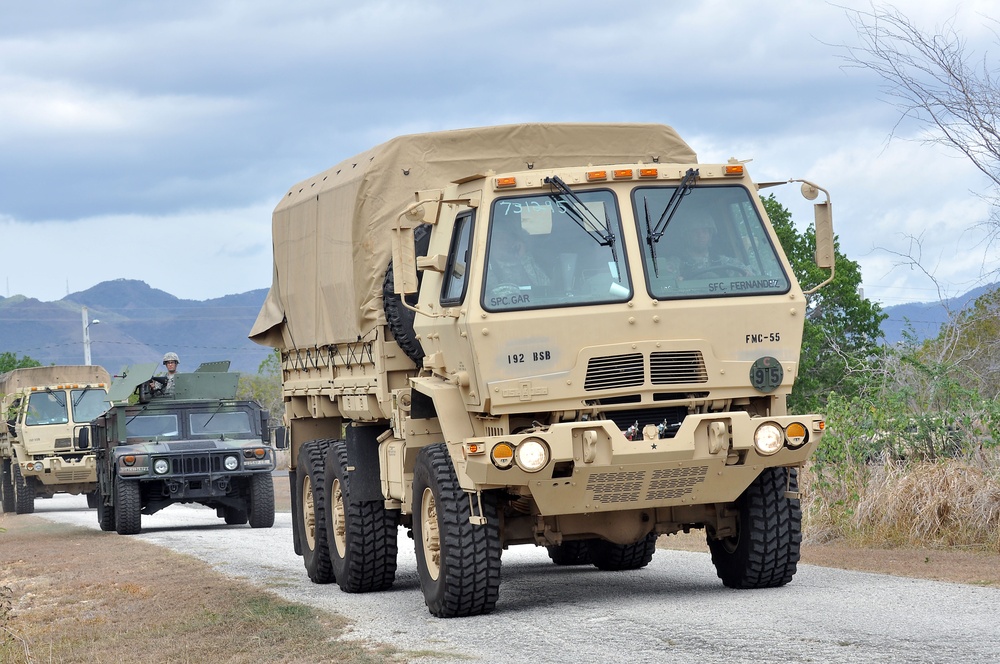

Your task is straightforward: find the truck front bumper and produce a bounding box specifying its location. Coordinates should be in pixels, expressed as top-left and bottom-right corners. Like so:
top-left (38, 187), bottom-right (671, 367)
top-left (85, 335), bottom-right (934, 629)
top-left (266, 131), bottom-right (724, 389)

top-left (21, 455), bottom-right (97, 485)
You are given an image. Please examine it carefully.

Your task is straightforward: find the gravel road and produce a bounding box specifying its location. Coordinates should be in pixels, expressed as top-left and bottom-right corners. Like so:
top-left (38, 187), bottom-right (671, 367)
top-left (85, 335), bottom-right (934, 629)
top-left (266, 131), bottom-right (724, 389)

top-left (32, 493), bottom-right (1000, 664)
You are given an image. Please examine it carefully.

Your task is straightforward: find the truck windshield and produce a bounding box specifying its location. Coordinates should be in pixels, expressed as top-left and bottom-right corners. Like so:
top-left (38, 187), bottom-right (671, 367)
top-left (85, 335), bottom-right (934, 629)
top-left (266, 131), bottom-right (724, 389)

top-left (484, 190), bottom-right (630, 311)
top-left (71, 388), bottom-right (108, 423)
top-left (189, 411), bottom-right (253, 438)
top-left (25, 391), bottom-right (69, 426)
top-left (631, 185), bottom-right (790, 299)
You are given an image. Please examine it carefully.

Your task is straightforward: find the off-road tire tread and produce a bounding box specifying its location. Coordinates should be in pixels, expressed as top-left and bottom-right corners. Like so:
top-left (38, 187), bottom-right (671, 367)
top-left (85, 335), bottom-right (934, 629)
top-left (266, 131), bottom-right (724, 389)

top-left (298, 439), bottom-right (336, 584)
top-left (248, 472), bottom-right (276, 528)
top-left (1, 459), bottom-right (14, 513)
top-left (97, 491), bottom-right (115, 531)
top-left (12, 463), bottom-right (35, 514)
top-left (86, 491), bottom-right (99, 509)
top-left (413, 443), bottom-right (502, 618)
top-left (546, 540), bottom-right (594, 566)
top-left (587, 533), bottom-right (657, 571)
top-left (326, 441), bottom-right (398, 593)
top-left (115, 480), bottom-right (142, 535)
top-left (224, 506), bottom-right (249, 525)
top-left (382, 224), bottom-right (431, 365)
top-left (708, 466), bottom-right (801, 589)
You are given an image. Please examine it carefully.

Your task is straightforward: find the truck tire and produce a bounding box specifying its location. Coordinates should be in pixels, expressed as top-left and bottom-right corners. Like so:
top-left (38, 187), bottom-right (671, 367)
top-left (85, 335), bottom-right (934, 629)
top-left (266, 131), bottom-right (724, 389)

top-left (248, 473), bottom-right (275, 529)
top-left (587, 533), bottom-right (657, 571)
top-left (223, 506), bottom-right (248, 525)
top-left (295, 439), bottom-right (335, 584)
top-left (115, 480), bottom-right (142, 535)
top-left (546, 540), bottom-right (595, 566)
top-left (86, 490), bottom-right (99, 509)
top-left (325, 440), bottom-right (398, 593)
top-left (1, 459), bottom-right (14, 513)
top-left (412, 443), bottom-right (502, 618)
top-left (12, 463), bottom-right (35, 514)
top-left (382, 223), bottom-right (431, 365)
top-left (97, 490), bottom-right (116, 532)
top-left (708, 466), bottom-right (802, 589)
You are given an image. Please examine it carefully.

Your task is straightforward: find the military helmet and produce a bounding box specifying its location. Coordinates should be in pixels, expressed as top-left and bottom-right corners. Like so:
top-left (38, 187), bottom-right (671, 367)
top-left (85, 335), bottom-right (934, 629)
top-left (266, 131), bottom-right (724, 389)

top-left (162, 352), bottom-right (180, 365)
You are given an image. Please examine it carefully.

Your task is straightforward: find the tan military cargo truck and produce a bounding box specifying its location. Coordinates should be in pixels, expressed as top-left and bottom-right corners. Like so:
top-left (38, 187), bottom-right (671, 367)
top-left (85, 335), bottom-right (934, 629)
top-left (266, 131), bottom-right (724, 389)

top-left (251, 123), bottom-right (834, 617)
top-left (1, 365), bottom-right (111, 514)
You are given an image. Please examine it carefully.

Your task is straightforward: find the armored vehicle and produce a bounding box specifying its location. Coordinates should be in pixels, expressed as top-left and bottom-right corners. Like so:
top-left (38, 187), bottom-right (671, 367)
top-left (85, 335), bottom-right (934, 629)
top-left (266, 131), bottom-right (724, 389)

top-left (251, 123), bottom-right (835, 617)
top-left (1, 365), bottom-right (110, 514)
top-left (85, 361), bottom-right (277, 535)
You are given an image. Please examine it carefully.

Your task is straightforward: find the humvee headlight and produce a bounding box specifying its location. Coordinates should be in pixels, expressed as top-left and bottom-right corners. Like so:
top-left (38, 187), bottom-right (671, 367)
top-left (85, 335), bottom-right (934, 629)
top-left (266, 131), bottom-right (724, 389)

top-left (153, 459), bottom-right (169, 475)
top-left (490, 443), bottom-right (514, 470)
top-left (754, 423), bottom-right (784, 456)
top-left (514, 438), bottom-right (549, 472)
top-left (224, 455), bottom-right (240, 471)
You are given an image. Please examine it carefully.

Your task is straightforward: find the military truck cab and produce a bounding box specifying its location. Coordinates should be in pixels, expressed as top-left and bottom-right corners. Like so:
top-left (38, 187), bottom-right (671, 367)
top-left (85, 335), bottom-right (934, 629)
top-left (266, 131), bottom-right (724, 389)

top-left (89, 361), bottom-right (277, 535)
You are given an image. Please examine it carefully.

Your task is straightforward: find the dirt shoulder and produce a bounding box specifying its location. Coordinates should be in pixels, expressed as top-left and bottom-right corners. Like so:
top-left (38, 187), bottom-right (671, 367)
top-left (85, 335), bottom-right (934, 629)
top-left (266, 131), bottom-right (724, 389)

top-left (659, 531), bottom-right (1000, 587)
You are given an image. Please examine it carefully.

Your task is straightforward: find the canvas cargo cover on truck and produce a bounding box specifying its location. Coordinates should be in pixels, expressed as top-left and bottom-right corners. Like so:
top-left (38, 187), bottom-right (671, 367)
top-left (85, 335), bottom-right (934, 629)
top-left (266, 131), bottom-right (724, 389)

top-left (0, 366), bottom-right (111, 397)
top-left (249, 123), bottom-right (697, 350)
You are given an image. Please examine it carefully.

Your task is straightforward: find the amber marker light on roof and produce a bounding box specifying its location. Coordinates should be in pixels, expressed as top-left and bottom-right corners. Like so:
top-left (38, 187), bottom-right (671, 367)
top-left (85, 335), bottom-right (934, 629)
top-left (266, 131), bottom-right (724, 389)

top-left (612, 169), bottom-right (633, 179)
top-left (724, 165), bottom-right (744, 176)
top-left (639, 168), bottom-right (659, 178)
top-left (495, 177), bottom-right (517, 188)
top-left (586, 170), bottom-right (607, 181)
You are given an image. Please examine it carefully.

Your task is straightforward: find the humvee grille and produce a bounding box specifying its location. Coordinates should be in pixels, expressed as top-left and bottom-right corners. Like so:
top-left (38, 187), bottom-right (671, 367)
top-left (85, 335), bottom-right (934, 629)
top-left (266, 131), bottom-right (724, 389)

top-left (650, 351), bottom-right (708, 384)
top-left (170, 455), bottom-right (223, 475)
top-left (584, 353), bottom-right (644, 390)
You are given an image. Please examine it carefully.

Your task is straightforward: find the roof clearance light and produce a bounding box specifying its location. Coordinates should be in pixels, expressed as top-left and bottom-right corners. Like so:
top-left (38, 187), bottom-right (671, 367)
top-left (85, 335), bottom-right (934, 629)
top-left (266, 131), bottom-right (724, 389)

top-left (586, 170), bottom-right (607, 181)
top-left (495, 177), bottom-right (517, 189)
top-left (724, 165), bottom-right (744, 176)
top-left (639, 168), bottom-right (659, 178)
top-left (612, 169), bottom-right (633, 180)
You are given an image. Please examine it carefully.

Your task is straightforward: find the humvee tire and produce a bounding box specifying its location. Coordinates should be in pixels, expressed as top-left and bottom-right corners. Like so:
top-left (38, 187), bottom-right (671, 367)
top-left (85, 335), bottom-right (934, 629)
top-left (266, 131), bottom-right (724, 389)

top-left (115, 480), bottom-right (142, 535)
top-left (295, 439), bottom-right (335, 584)
top-left (12, 463), bottom-right (35, 514)
top-left (325, 440), bottom-right (398, 593)
top-left (224, 506), bottom-right (249, 525)
top-left (412, 443), bottom-right (501, 618)
top-left (96, 491), bottom-right (115, 531)
top-left (0, 459), bottom-right (14, 513)
top-left (546, 540), bottom-right (594, 566)
top-left (588, 533), bottom-right (657, 571)
top-left (248, 472), bottom-right (275, 528)
top-left (708, 467), bottom-right (801, 588)
top-left (382, 224), bottom-right (431, 365)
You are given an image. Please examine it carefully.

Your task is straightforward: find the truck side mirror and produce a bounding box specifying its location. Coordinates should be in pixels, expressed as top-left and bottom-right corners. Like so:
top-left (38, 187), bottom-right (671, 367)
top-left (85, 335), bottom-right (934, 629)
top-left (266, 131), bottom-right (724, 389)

top-left (6, 419), bottom-right (14, 436)
top-left (272, 425), bottom-right (288, 450)
top-left (77, 426), bottom-right (91, 450)
top-left (813, 200), bottom-right (834, 270)
top-left (260, 410), bottom-right (270, 443)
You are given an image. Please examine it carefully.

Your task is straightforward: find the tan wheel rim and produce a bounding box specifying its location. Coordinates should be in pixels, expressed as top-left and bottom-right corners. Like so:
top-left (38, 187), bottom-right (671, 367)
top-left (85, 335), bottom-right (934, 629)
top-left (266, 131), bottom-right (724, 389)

top-left (331, 478), bottom-right (347, 557)
top-left (420, 487), bottom-right (441, 581)
top-left (302, 474), bottom-right (316, 550)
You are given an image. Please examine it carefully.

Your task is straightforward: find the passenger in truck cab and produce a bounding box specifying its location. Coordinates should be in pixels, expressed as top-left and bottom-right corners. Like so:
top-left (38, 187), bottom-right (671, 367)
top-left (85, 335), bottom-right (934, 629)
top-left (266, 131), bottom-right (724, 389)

top-left (666, 212), bottom-right (750, 280)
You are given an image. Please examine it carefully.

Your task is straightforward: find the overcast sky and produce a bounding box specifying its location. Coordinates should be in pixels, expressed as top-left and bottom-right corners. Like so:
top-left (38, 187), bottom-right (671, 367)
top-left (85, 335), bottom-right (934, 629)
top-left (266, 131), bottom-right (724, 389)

top-left (2, 1), bottom-right (997, 308)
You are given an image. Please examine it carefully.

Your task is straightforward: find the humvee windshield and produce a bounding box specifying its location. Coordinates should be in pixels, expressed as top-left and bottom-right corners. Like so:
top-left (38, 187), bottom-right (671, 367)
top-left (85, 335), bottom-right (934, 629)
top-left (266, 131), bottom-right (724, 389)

top-left (25, 391), bottom-right (68, 426)
top-left (71, 388), bottom-right (108, 423)
top-left (483, 190), bottom-right (631, 311)
top-left (189, 411), bottom-right (253, 438)
top-left (126, 414), bottom-right (179, 439)
top-left (633, 185), bottom-right (790, 299)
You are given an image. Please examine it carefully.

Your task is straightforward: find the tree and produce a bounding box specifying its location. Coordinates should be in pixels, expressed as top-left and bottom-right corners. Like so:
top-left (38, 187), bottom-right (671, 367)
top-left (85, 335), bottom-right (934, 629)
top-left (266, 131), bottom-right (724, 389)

top-left (0, 352), bottom-right (41, 373)
top-left (763, 195), bottom-right (886, 413)
top-left (237, 349), bottom-right (283, 424)
top-left (841, 4), bottom-right (1000, 243)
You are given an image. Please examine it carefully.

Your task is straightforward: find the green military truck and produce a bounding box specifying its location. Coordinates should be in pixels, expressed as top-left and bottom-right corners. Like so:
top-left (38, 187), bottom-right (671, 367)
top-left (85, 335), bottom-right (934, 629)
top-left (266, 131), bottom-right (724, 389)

top-left (251, 123), bottom-right (835, 617)
top-left (1, 365), bottom-right (110, 514)
top-left (84, 361), bottom-right (277, 535)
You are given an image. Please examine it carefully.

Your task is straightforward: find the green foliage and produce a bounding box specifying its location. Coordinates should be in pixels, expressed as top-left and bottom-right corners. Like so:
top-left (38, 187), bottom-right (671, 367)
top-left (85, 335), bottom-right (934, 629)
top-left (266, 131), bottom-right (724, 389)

top-left (237, 349), bottom-right (282, 425)
top-left (0, 352), bottom-right (41, 373)
top-left (763, 195), bottom-right (886, 413)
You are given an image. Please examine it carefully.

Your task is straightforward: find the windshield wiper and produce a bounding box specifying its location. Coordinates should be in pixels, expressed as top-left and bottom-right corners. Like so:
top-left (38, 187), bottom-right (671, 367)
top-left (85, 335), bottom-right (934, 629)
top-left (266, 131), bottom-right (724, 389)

top-left (45, 387), bottom-right (66, 408)
top-left (643, 168), bottom-right (698, 254)
top-left (543, 175), bottom-right (619, 268)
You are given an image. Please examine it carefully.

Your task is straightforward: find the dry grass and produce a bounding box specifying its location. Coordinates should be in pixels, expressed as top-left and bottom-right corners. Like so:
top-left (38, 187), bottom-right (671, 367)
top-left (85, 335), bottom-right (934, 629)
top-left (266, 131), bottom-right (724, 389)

top-left (802, 454), bottom-right (1000, 552)
top-left (0, 515), bottom-right (400, 664)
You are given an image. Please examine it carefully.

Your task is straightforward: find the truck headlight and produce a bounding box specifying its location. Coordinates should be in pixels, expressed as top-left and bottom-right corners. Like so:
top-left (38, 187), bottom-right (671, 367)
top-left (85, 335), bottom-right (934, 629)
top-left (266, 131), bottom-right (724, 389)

top-left (153, 459), bottom-right (169, 475)
top-left (224, 455), bottom-right (239, 471)
top-left (754, 423), bottom-right (784, 456)
top-left (32, 461), bottom-right (44, 472)
top-left (514, 438), bottom-right (549, 472)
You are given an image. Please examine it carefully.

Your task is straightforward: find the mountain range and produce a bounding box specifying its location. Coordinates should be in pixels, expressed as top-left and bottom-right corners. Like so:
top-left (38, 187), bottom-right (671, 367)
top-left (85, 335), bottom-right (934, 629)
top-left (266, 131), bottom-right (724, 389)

top-left (0, 279), bottom-right (995, 376)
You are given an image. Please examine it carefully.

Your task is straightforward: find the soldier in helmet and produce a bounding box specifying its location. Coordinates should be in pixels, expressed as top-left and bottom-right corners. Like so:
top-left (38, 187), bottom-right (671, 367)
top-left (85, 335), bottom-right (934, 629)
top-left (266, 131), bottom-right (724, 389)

top-left (150, 352), bottom-right (180, 396)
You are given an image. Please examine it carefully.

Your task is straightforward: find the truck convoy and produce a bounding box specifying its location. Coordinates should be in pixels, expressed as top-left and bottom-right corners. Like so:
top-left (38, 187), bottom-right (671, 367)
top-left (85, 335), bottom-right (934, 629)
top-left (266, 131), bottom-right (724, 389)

top-left (84, 361), bottom-right (277, 535)
top-left (250, 123), bottom-right (835, 617)
top-left (1, 365), bottom-right (110, 514)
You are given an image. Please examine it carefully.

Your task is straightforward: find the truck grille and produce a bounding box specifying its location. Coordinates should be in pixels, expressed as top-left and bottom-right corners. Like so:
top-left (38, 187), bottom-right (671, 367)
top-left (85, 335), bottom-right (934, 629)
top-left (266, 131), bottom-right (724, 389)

top-left (170, 455), bottom-right (224, 475)
top-left (54, 469), bottom-right (93, 481)
top-left (586, 466), bottom-right (708, 504)
top-left (584, 351), bottom-right (707, 391)
top-left (604, 407), bottom-right (687, 438)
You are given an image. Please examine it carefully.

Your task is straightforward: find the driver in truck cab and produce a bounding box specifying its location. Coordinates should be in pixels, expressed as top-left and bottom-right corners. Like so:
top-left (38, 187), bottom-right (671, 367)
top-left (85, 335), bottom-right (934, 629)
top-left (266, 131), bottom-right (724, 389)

top-left (664, 211), bottom-right (750, 279)
top-left (484, 221), bottom-right (551, 299)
